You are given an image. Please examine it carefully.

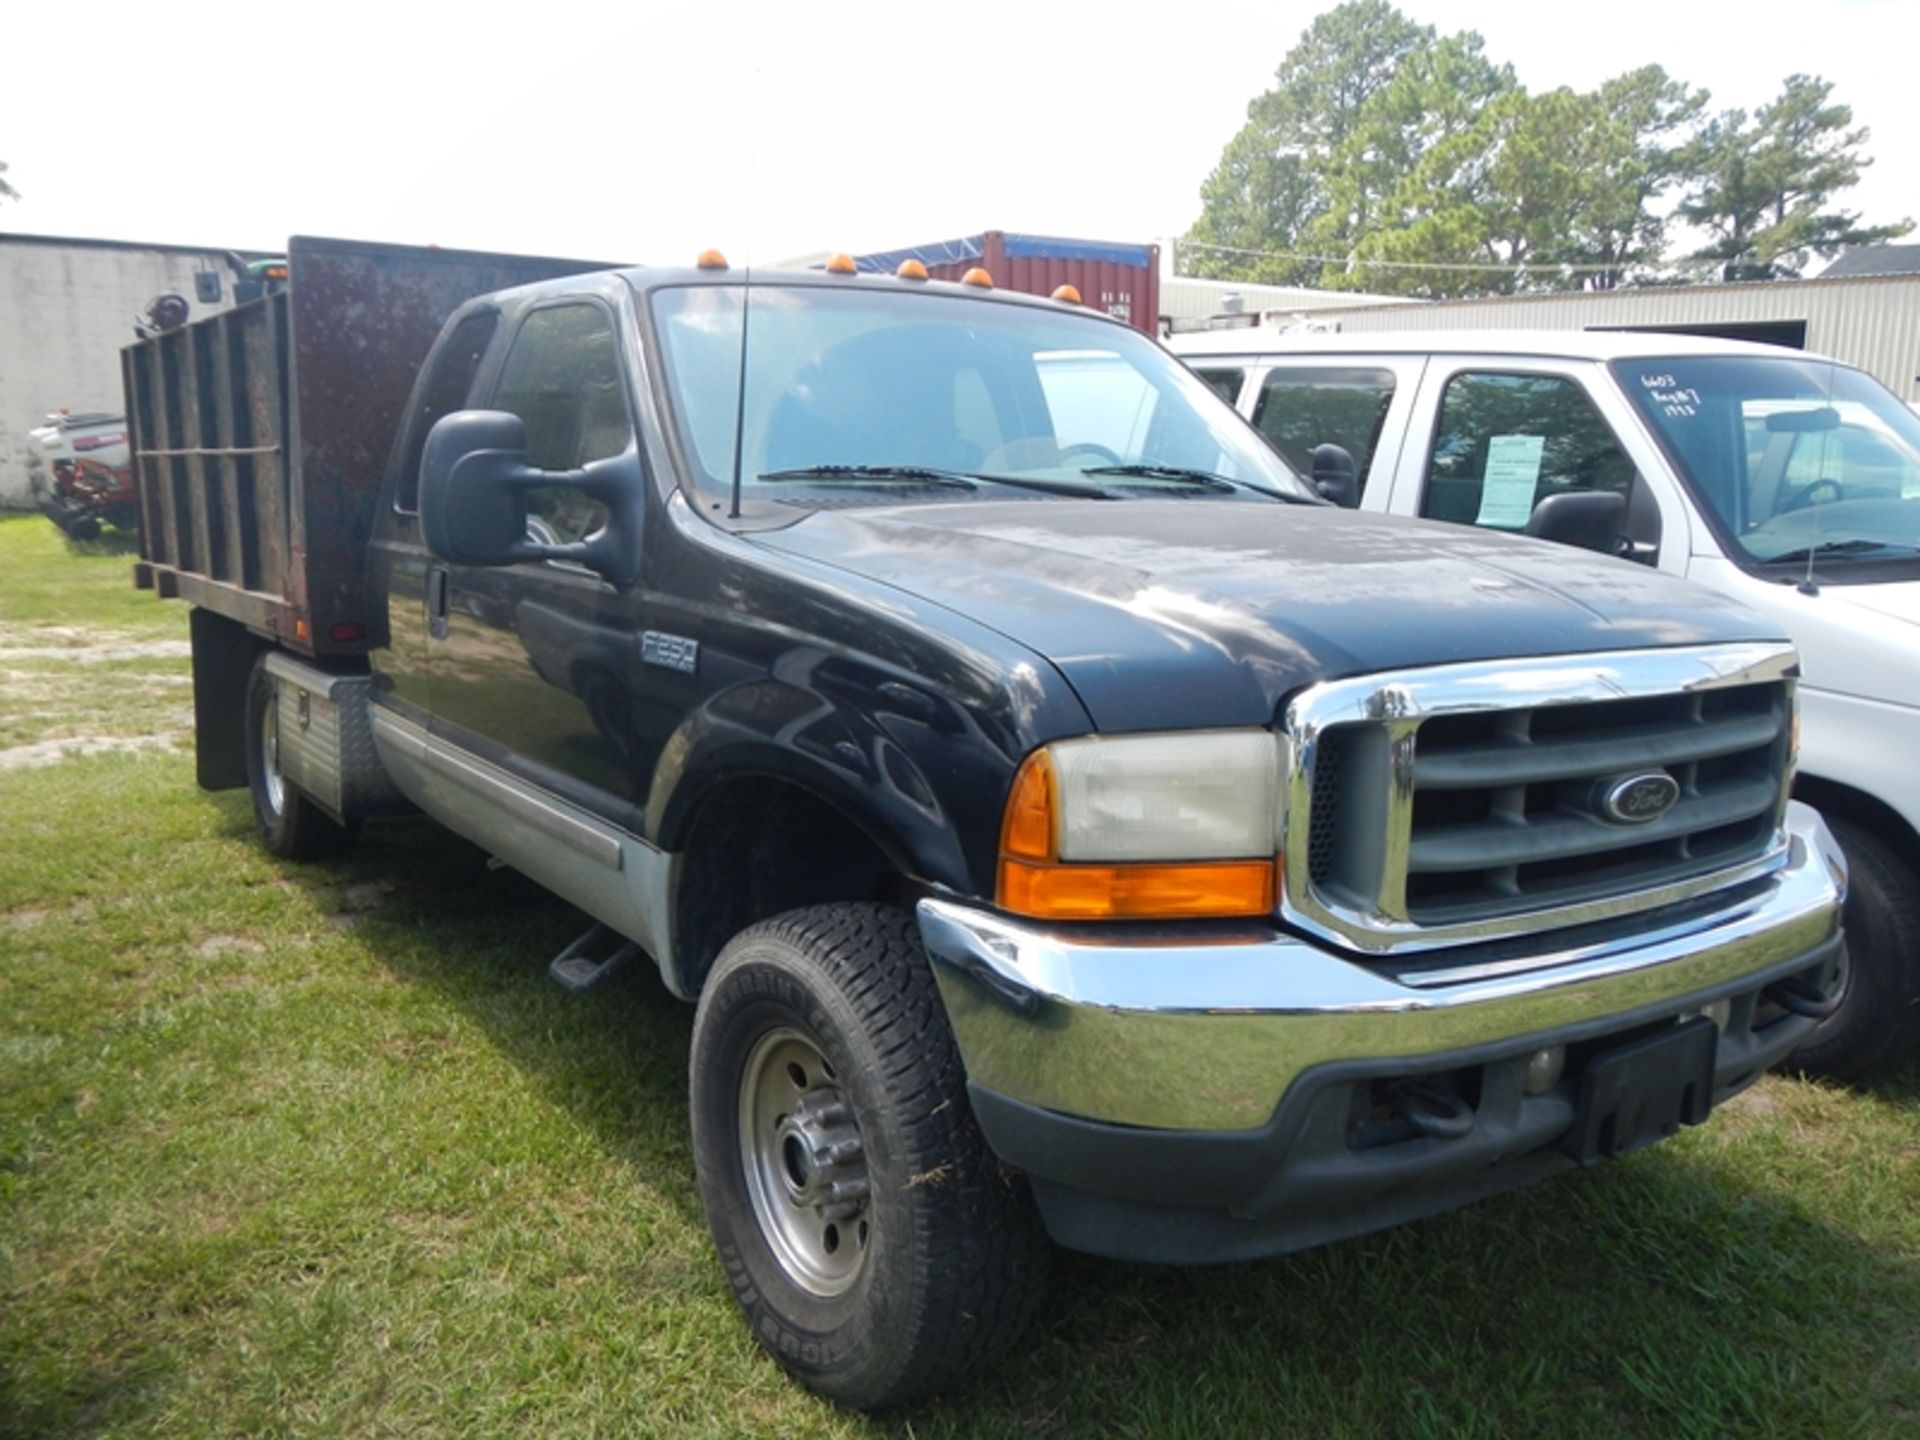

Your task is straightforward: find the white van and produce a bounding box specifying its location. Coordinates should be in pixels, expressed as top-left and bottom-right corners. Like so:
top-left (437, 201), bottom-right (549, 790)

top-left (1171, 328), bottom-right (1920, 1080)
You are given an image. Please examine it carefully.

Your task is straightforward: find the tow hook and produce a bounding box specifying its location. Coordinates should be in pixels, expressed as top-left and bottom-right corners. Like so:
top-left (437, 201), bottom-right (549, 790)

top-left (1763, 976), bottom-right (1843, 1021)
top-left (1386, 1080), bottom-right (1475, 1140)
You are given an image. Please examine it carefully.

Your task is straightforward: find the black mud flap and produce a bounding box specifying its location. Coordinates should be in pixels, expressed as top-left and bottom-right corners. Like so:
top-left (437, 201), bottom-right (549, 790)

top-left (1562, 1017), bottom-right (1717, 1163)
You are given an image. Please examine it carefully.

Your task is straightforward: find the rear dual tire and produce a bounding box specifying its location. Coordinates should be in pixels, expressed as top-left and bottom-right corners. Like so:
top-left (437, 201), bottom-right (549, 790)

top-left (690, 903), bottom-right (1048, 1410)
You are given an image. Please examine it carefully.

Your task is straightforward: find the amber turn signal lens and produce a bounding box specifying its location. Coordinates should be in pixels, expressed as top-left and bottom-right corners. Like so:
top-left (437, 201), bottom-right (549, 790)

top-left (1051, 284), bottom-right (1082, 304)
top-left (825, 253), bottom-right (858, 275)
top-left (961, 267), bottom-right (994, 288)
top-left (998, 857), bottom-right (1274, 920)
top-left (696, 249), bottom-right (729, 270)
top-left (1000, 751), bottom-right (1057, 861)
top-left (896, 259), bottom-right (930, 280)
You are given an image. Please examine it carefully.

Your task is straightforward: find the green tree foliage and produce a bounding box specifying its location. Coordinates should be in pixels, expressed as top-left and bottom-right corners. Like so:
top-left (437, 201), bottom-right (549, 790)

top-left (1182, 0), bottom-right (1428, 284)
top-left (1679, 75), bottom-right (1912, 281)
top-left (1184, 5), bottom-right (1900, 296)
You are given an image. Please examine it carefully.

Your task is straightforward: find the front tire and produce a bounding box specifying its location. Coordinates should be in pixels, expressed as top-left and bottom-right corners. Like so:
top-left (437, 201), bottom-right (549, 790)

top-left (689, 903), bottom-right (1048, 1410)
top-left (1790, 815), bottom-right (1920, 1082)
top-left (244, 655), bottom-right (359, 861)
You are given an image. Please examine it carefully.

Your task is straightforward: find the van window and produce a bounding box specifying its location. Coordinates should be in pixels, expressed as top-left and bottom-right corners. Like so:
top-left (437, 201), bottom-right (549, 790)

top-left (492, 304), bottom-right (634, 545)
top-left (1192, 367), bottom-right (1245, 405)
top-left (393, 309), bottom-right (498, 513)
top-left (1253, 366), bottom-right (1396, 492)
top-left (1422, 371), bottom-right (1635, 530)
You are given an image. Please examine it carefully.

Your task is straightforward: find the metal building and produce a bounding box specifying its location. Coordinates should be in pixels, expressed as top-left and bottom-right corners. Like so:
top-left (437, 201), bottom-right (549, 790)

top-left (1159, 273), bottom-right (1413, 333)
top-left (0, 233), bottom-right (261, 508)
top-left (1299, 270), bottom-right (1920, 402)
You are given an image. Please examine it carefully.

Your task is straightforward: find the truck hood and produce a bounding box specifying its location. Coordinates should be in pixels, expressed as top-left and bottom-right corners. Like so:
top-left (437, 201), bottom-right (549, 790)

top-left (757, 499), bottom-right (1784, 731)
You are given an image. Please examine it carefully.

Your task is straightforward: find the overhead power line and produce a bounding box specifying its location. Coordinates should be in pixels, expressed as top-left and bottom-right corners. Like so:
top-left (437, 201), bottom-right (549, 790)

top-left (1177, 238), bottom-right (1722, 277)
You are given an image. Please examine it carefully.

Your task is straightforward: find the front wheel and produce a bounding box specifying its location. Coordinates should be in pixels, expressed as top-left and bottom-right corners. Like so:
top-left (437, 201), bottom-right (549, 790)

top-left (244, 654), bottom-right (359, 861)
top-left (1789, 815), bottom-right (1920, 1083)
top-left (689, 904), bottom-right (1048, 1410)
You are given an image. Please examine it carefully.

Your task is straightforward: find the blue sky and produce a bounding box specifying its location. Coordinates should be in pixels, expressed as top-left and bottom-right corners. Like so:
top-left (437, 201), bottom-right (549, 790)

top-left (1, 0), bottom-right (1909, 271)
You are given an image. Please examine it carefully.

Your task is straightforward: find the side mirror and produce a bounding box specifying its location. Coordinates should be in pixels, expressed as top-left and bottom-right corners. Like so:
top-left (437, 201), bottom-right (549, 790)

top-left (1310, 443), bottom-right (1360, 508)
top-left (1523, 490), bottom-right (1627, 556)
top-left (419, 410), bottom-right (641, 585)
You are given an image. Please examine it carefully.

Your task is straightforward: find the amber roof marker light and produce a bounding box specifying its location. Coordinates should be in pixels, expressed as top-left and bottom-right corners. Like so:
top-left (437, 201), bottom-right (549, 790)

top-left (696, 249), bottom-right (730, 271)
top-left (1051, 283), bottom-right (1082, 304)
top-left (825, 253), bottom-right (859, 275)
top-left (896, 259), bottom-right (930, 281)
top-left (961, 267), bottom-right (994, 288)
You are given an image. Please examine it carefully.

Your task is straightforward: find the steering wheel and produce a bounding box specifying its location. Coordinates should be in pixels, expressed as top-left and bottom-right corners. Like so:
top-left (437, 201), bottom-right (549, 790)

top-left (1055, 442), bottom-right (1124, 467)
top-left (1780, 478), bottom-right (1844, 513)
top-left (982, 438), bottom-right (1126, 472)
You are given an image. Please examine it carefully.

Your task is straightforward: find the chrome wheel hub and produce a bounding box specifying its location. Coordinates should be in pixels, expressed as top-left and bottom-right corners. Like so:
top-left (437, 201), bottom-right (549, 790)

top-left (259, 693), bottom-right (285, 817)
top-left (739, 1028), bottom-right (871, 1296)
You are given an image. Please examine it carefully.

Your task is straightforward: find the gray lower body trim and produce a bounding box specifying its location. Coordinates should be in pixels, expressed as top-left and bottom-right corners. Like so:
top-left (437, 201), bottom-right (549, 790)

top-left (370, 705), bottom-right (684, 997)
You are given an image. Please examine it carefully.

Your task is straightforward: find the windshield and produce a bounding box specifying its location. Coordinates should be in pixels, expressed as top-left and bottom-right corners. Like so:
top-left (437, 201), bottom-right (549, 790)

top-left (648, 283), bottom-right (1310, 503)
top-left (1613, 355), bottom-right (1920, 568)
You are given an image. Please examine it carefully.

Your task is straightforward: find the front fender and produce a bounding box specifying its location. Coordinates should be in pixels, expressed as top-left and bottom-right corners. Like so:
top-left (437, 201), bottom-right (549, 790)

top-left (645, 645), bottom-right (1034, 896)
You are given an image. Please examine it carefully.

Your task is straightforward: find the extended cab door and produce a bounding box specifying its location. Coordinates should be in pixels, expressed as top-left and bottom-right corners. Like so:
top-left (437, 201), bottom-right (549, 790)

top-left (1382, 358), bottom-right (1690, 572)
top-left (428, 293), bottom-right (650, 825)
top-left (370, 306), bottom-right (503, 721)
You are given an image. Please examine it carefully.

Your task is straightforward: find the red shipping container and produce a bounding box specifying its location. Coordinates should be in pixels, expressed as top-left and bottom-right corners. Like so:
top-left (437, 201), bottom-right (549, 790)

top-left (848, 230), bottom-right (1161, 335)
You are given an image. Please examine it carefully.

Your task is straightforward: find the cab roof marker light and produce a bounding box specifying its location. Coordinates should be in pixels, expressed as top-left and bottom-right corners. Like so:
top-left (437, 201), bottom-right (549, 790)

top-left (961, 267), bottom-right (994, 288)
top-left (825, 253), bottom-right (858, 275)
top-left (1051, 284), bottom-right (1082, 305)
top-left (896, 259), bottom-right (930, 281)
top-left (696, 249), bottom-right (730, 271)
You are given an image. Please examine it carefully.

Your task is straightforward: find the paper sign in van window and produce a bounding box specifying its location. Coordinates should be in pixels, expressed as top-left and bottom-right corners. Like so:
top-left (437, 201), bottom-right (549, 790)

top-left (1475, 434), bottom-right (1546, 529)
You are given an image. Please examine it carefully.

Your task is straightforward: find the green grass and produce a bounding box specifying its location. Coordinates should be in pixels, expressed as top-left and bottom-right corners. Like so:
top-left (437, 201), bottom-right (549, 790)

top-left (2, 511), bottom-right (1918, 1437)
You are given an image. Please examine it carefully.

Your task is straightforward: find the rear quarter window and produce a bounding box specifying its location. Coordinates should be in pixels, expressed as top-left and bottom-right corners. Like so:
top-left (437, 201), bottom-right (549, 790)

top-left (1251, 366), bottom-right (1397, 491)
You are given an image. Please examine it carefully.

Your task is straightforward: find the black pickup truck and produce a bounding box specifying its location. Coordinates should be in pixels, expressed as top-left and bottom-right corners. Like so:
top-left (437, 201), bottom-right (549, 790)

top-left (127, 237), bottom-right (1847, 1409)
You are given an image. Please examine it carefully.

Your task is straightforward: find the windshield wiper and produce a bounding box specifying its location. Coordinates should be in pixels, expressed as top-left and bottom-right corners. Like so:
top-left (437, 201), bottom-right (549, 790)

top-left (1761, 538), bottom-right (1920, 565)
top-left (758, 464), bottom-right (977, 490)
top-left (1079, 463), bottom-right (1306, 501)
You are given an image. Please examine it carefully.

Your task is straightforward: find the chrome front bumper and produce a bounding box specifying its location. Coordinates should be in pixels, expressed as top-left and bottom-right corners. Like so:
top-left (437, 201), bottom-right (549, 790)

top-left (919, 802), bottom-right (1846, 1133)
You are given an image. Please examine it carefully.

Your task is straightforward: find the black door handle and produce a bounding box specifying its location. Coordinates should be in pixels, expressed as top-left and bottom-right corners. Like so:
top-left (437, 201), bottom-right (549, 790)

top-left (427, 566), bottom-right (449, 641)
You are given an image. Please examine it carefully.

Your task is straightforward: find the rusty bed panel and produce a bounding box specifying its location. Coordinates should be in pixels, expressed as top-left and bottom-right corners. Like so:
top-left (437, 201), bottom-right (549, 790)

top-left (125, 236), bottom-right (617, 656)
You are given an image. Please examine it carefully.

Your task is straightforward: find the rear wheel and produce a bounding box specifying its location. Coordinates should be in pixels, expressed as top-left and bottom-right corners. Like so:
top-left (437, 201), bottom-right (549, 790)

top-left (1790, 815), bottom-right (1920, 1083)
top-left (244, 655), bottom-right (359, 860)
top-left (689, 903), bottom-right (1048, 1410)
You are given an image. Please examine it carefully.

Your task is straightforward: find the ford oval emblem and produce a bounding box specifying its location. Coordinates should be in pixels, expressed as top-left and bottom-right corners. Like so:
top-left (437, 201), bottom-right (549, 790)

top-left (1599, 771), bottom-right (1681, 825)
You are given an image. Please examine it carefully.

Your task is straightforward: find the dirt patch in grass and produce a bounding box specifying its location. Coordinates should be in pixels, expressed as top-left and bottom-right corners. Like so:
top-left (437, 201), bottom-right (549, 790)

top-left (195, 936), bottom-right (267, 959)
top-left (0, 640), bottom-right (192, 664)
top-left (0, 733), bottom-right (189, 772)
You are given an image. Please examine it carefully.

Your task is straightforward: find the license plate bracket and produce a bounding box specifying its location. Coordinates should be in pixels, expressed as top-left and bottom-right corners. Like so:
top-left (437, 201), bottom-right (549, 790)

top-left (1561, 1017), bottom-right (1718, 1163)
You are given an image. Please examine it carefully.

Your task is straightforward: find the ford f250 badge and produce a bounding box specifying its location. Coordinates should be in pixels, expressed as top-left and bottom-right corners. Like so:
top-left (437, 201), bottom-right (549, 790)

top-left (642, 631), bottom-right (699, 675)
top-left (1599, 771), bottom-right (1680, 824)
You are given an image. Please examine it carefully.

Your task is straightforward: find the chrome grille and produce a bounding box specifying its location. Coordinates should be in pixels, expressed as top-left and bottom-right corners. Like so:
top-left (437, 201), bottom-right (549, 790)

top-left (1284, 643), bottom-right (1798, 955)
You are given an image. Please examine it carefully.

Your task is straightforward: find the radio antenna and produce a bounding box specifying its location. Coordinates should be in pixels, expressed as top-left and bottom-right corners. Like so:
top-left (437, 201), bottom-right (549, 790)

top-left (1797, 358), bottom-right (1840, 598)
top-left (726, 59), bottom-right (763, 522)
top-left (728, 269), bottom-right (751, 520)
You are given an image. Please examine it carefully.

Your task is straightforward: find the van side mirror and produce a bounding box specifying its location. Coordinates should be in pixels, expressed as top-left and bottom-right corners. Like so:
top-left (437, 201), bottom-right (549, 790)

top-left (1310, 443), bottom-right (1359, 508)
top-left (419, 410), bottom-right (640, 585)
top-left (1523, 490), bottom-right (1627, 556)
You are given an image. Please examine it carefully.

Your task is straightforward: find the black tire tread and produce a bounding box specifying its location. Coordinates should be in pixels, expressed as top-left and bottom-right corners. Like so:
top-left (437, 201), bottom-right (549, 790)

top-left (1791, 816), bottom-right (1920, 1083)
top-left (695, 902), bottom-right (1049, 1408)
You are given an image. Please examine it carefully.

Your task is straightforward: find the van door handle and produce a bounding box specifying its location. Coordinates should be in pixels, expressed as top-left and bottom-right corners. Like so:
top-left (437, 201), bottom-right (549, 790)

top-left (427, 566), bottom-right (449, 641)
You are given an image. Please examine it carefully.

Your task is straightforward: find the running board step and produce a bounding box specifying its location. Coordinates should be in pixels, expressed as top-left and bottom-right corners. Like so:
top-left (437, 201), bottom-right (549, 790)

top-left (549, 923), bottom-right (638, 992)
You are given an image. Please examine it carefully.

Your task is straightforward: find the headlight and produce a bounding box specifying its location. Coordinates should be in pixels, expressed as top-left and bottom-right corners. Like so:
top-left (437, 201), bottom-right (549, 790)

top-left (997, 730), bottom-right (1288, 920)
